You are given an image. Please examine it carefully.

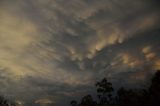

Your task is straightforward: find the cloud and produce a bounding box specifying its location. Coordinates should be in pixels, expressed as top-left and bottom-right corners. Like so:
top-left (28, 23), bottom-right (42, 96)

top-left (153, 59), bottom-right (160, 70)
top-left (142, 46), bottom-right (156, 61)
top-left (35, 99), bottom-right (54, 106)
top-left (0, 0), bottom-right (160, 106)
top-left (142, 45), bottom-right (160, 70)
top-left (15, 100), bottom-right (25, 106)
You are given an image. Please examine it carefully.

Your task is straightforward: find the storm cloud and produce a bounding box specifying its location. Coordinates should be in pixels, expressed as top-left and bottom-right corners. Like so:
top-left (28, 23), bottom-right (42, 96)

top-left (0, 0), bottom-right (160, 106)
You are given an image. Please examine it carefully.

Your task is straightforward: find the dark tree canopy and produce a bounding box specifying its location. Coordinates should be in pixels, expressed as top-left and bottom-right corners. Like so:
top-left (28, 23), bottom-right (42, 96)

top-left (70, 70), bottom-right (160, 106)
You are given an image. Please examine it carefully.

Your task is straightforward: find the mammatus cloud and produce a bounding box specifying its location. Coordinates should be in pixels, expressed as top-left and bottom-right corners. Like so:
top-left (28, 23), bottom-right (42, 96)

top-left (142, 46), bottom-right (160, 70)
top-left (0, 0), bottom-right (160, 106)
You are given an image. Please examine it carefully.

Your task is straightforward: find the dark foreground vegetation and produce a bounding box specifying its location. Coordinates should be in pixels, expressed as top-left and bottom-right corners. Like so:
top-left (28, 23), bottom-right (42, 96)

top-left (0, 70), bottom-right (160, 106)
top-left (0, 96), bottom-right (15, 106)
top-left (70, 70), bottom-right (160, 106)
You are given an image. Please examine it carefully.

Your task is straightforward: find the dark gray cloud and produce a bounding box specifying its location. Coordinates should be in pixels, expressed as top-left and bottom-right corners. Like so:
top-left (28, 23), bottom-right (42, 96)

top-left (0, 0), bottom-right (160, 106)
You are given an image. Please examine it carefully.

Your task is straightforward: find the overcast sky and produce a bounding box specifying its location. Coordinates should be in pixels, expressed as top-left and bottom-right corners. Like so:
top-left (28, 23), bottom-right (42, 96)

top-left (0, 0), bottom-right (160, 106)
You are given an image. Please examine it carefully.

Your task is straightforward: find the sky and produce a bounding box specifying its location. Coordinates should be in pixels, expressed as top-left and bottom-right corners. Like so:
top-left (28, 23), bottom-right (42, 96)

top-left (0, 0), bottom-right (160, 106)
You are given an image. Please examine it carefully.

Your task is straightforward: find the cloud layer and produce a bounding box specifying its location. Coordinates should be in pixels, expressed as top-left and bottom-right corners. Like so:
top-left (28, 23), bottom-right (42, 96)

top-left (0, 0), bottom-right (160, 106)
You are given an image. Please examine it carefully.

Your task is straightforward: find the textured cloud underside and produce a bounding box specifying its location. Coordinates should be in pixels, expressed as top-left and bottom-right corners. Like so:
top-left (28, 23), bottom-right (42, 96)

top-left (0, 0), bottom-right (160, 106)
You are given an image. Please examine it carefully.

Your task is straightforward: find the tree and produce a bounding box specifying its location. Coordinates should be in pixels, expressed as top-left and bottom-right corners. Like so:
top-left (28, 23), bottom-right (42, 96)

top-left (70, 100), bottom-right (78, 106)
top-left (95, 78), bottom-right (114, 106)
top-left (80, 95), bottom-right (97, 106)
top-left (149, 70), bottom-right (160, 106)
top-left (70, 70), bottom-right (160, 106)
top-left (0, 96), bottom-right (16, 106)
top-left (116, 88), bottom-right (146, 106)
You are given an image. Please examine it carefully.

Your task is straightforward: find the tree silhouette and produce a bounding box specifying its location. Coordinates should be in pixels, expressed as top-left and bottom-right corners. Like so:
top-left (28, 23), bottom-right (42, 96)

top-left (149, 70), bottom-right (160, 106)
top-left (95, 78), bottom-right (114, 106)
top-left (80, 95), bottom-right (97, 106)
top-left (0, 96), bottom-right (16, 106)
top-left (70, 100), bottom-right (78, 106)
top-left (116, 88), bottom-right (148, 106)
top-left (70, 70), bottom-right (160, 106)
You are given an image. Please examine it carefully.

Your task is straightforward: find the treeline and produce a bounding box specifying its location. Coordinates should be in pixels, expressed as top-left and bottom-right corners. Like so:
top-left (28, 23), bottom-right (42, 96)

top-left (70, 70), bottom-right (160, 106)
top-left (0, 96), bottom-right (15, 106)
